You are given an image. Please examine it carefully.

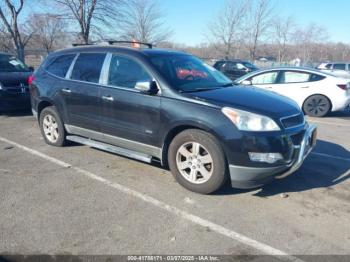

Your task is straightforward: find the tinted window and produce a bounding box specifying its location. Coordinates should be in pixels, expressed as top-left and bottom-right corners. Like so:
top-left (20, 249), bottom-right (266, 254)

top-left (150, 54), bottom-right (231, 92)
top-left (214, 61), bottom-right (225, 70)
top-left (333, 64), bottom-right (346, 70)
top-left (310, 74), bottom-right (326, 82)
top-left (236, 63), bottom-right (245, 70)
top-left (108, 55), bottom-right (151, 88)
top-left (71, 53), bottom-right (106, 83)
top-left (225, 62), bottom-right (237, 70)
top-left (0, 55), bottom-right (30, 72)
top-left (280, 71), bottom-right (310, 83)
top-left (46, 54), bottom-right (76, 78)
top-left (251, 72), bottom-right (278, 85)
top-left (241, 62), bottom-right (257, 70)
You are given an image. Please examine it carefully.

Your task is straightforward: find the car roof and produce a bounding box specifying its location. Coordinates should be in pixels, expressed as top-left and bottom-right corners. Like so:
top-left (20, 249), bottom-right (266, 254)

top-left (215, 59), bottom-right (250, 63)
top-left (51, 45), bottom-right (188, 57)
top-left (235, 66), bottom-right (335, 82)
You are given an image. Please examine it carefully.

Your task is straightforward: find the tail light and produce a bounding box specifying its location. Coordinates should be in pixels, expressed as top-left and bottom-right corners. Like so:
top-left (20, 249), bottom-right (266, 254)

top-left (28, 75), bottom-right (35, 85)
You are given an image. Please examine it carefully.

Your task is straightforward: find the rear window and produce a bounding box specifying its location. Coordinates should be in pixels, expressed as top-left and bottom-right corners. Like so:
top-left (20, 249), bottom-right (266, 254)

top-left (0, 55), bottom-right (30, 72)
top-left (46, 54), bottom-right (76, 78)
top-left (71, 53), bottom-right (106, 83)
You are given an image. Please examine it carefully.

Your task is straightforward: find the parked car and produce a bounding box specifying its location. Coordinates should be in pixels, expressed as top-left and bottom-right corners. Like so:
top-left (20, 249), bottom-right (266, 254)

top-left (317, 62), bottom-right (350, 79)
top-left (0, 52), bottom-right (34, 111)
top-left (235, 67), bottom-right (350, 117)
top-left (213, 60), bottom-right (258, 80)
top-left (30, 43), bottom-right (317, 194)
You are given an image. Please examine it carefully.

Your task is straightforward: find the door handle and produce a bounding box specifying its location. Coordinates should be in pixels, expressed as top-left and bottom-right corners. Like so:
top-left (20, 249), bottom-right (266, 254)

top-left (301, 86), bottom-right (309, 89)
top-left (62, 88), bottom-right (72, 93)
top-left (266, 86), bottom-right (273, 89)
top-left (102, 95), bottom-right (114, 102)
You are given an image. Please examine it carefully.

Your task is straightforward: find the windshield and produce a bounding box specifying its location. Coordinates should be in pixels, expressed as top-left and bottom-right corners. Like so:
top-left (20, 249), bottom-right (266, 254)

top-left (0, 55), bottom-right (30, 72)
top-left (242, 62), bottom-right (257, 70)
top-left (149, 54), bottom-right (232, 92)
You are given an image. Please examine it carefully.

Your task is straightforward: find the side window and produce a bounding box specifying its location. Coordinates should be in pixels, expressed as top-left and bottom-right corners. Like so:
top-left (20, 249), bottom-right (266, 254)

top-left (71, 53), bottom-right (106, 83)
top-left (280, 71), bottom-right (311, 83)
top-left (214, 62), bottom-right (224, 70)
top-left (251, 72), bottom-right (278, 85)
top-left (310, 74), bottom-right (326, 82)
top-left (333, 64), bottom-right (346, 70)
top-left (325, 64), bottom-right (332, 69)
top-left (46, 54), bottom-right (76, 78)
top-left (108, 55), bottom-right (151, 88)
top-left (226, 62), bottom-right (237, 70)
top-left (236, 63), bottom-right (245, 70)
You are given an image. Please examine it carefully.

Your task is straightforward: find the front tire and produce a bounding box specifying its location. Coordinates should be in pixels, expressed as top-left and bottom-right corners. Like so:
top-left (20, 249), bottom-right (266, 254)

top-left (168, 129), bottom-right (227, 194)
top-left (303, 95), bottom-right (331, 117)
top-left (39, 106), bottom-right (66, 147)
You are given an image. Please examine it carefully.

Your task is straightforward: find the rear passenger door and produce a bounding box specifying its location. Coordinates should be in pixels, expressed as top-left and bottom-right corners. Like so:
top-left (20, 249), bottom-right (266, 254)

top-left (272, 70), bottom-right (315, 107)
top-left (99, 54), bottom-right (161, 148)
top-left (62, 52), bottom-right (106, 131)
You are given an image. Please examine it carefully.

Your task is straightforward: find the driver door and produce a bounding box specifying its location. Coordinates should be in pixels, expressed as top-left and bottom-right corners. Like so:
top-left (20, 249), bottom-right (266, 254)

top-left (99, 54), bottom-right (161, 147)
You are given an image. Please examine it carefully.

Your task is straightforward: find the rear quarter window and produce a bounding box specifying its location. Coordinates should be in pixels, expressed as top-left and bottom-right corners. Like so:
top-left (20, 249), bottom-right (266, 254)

top-left (45, 54), bottom-right (76, 78)
top-left (310, 74), bottom-right (326, 82)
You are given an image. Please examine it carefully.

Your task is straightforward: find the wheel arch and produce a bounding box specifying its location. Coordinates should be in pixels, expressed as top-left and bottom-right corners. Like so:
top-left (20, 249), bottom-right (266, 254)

top-left (37, 99), bottom-right (55, 120)
top-left (160, 122), bottom-right (224, 168)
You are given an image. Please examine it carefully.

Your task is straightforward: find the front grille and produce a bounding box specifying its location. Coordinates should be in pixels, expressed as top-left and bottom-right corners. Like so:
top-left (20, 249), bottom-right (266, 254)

top-left (290, 131), bottom-right (305, 146)
top-left (281, 114), bottom-right (305, 129)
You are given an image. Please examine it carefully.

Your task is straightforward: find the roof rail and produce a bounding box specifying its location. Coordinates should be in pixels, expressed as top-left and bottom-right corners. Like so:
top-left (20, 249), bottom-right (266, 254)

top-left (107, 40), bottom-right (153, 49)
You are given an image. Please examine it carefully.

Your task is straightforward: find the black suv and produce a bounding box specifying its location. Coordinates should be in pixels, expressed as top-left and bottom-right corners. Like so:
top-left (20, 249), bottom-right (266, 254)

top-left (0, 53), bottom-right (33, 111)
top-left (30, 43), bottom-right (317, 194)
top-left (214, 60), bottom-right (258, 80)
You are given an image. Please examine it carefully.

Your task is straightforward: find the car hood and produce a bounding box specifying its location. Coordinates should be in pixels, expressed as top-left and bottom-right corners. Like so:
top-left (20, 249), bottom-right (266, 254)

top-left (186, 86), bottom-right (301, 119)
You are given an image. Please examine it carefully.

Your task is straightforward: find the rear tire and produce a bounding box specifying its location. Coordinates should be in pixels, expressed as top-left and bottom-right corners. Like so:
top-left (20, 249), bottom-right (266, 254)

top-left (303, 95), bottom-right (331, 117)
top-left (39, 106), bottom-right (67, 147)
top-left (168, 129), bottom-right (227, 194)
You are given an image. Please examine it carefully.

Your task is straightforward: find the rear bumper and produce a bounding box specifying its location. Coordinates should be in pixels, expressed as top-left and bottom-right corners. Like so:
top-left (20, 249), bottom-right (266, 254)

top-left (229, 124), bottom-right (317, 189)
top-left (0, 91), bottom-right (31, 111)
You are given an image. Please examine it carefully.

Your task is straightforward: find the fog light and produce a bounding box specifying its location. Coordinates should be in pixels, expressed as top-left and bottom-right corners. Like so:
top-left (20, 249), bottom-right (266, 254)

top-left (249, 153), bottom-right (283, 164)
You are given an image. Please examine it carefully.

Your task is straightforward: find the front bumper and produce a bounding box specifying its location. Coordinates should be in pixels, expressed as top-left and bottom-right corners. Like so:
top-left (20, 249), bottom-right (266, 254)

top-left (229, 124), bottom-right (317, 189)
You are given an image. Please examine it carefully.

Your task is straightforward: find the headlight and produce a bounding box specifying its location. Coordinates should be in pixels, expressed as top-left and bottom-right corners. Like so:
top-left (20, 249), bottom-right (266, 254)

top-left (222, 107), bottom-right (280, 131)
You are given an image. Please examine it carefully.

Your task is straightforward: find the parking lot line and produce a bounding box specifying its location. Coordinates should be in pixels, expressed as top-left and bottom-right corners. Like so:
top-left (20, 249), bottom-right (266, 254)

top-left (0, 135), bottom-right (304, 262)
top-left (311, 152), bottom-right (350, 162)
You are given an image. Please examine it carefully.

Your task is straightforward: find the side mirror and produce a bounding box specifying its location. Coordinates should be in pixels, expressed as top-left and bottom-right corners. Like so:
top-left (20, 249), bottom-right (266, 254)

top-left (241, 80), bottom-right (252, 85)
top-left (135, 80), bottom-right (159, 95)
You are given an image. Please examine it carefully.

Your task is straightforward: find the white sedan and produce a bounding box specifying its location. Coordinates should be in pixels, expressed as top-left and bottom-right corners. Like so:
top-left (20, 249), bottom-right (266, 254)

top-left (235, 67), bottom-right (350, 117)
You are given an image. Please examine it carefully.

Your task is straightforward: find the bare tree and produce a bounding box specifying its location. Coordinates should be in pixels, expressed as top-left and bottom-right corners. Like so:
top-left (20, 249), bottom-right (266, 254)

top-left (27, 14), bottom-right (67, 54)
top-left (245, 0), bottom-right (274, 60)
top-left (207, 0), bottom-right (249, 58)
top-left (120, 0), bottom-right (172, 44)
top-left (0, 0), bottom-right (34, 61)
top-left (292, 23), bottom-right (328, 64)
top-left (53, 0), bottom-right (126, 44)
top-left (272, 16), bottom-right (295, 62)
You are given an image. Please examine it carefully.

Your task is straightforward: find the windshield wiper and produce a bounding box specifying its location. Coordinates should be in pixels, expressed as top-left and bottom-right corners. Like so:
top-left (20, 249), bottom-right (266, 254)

top-left (220, 82), bottom-right (234, 87)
